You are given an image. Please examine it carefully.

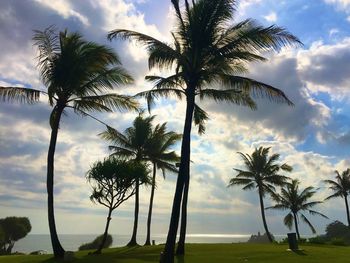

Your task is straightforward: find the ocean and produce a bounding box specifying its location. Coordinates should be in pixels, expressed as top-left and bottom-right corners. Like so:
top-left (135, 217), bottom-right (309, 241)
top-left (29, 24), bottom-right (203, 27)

top-left (12, 234), bottom-right (288, 254)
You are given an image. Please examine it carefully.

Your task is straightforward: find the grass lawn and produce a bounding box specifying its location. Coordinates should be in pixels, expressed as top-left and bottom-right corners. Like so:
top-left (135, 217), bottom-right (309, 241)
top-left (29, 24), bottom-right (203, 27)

top-left (0, 243), bottom-right (349, 263)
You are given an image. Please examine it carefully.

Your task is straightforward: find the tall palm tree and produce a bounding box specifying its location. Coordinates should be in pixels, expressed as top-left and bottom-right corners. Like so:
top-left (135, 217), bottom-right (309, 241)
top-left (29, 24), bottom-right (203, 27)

top-left (324, 169), bottom-right (350, 226)
top-left (144, 123), bottom-right (181, 246)
top-left (0, 27), bottom-right (138, 258)
top-left (87, 158), bottom-right (150, 254)
top-left (228, 147), bottom-right (292, 242)
top-left (108, 0), bottom-right (301, 261)
top-left (267, 179), bottom-right (328, 240)
top-left (99, 115), bottom-right (155, 246)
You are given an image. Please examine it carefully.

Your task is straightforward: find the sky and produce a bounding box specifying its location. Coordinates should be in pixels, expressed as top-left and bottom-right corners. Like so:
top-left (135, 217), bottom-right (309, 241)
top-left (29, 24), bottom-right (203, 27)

top-left (1, 0), bottom-right (350, 242)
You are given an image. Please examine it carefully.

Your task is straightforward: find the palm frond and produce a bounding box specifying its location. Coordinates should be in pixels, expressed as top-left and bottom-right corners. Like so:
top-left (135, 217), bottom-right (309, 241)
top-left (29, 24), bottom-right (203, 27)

top-left (300, 213), bottom-right (316, 234)
top-left (0, 86), bottom-right (42, 104)
top-left (193, 103), bottom-right (209, 135)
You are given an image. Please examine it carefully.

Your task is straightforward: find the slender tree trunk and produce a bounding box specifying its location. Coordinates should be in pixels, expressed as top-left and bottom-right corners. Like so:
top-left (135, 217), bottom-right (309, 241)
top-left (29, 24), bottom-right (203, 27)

top-left (258, 190), bottom-right (273, 242)
top-left (145, 163), bottom-right (157, 246)
top-left (344, 195), bottom-right (350, 227)
top-left (127, 178), bottom-right (139, 246)
top-left (47, 106), bottom-right (65, 258)
top-left (95, 208), bottom-right (113, 254)
top-left (293, 212), bottom-right (300, 240)
top-left (160, 92), bottom-right (195, 263)
top-left (176, 171), bottom-right (189, 255)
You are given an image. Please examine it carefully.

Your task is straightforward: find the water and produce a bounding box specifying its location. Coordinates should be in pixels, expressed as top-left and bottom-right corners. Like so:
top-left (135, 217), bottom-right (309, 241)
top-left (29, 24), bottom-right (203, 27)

top-left (13, 234), bottom-right (288, 254)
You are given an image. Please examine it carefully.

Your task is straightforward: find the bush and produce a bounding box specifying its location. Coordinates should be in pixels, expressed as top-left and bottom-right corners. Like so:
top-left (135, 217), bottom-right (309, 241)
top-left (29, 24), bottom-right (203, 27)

top-left (325, 221), bottom-right (350, 245)
top-left (247, 232), bottom-right (274, 243)
top-left (78, 234), bottom-right (113, 251)
top-left (330, 237), bottom-right (347, 246)
top-left (308, 236), bottom-right (327, 244)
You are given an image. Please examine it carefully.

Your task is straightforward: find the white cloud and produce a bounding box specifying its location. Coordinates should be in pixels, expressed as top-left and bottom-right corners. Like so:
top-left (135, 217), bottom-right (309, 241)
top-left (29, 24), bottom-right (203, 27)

top-left (34, 0), bottom-right (90, 26)
top-left (263, 11), bottom-right (277, 22)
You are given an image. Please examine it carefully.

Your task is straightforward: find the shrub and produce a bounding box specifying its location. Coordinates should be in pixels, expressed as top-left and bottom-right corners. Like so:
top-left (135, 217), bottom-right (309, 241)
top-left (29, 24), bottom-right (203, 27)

top-left (330, 237), bottom-right (347, 246)
top-left (308, 236), bottom-right (327, 244)
top-left (78, 234), bottom-right (113, 251)
top-left (325, 221), bottom-right (350, 245)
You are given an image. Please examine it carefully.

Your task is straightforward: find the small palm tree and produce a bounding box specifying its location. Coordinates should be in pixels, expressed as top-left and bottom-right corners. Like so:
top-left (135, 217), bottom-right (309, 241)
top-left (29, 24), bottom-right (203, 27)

top-left (87, 158), bottom-right (150, 254)
top-left (228, 147), bottom-right (292, 242)
top-left (144, 123), bottom-right (181, 246)
top-left (99, 115), bottom-right (155, 246)
top-left (0, 27), bottom-right (138, 258)
top-left (267, 179), bottom-right (328, 240)
top-left (324, 169), bottom-right (350, 226)
top-left (108, 1), bottom-right (301, 260)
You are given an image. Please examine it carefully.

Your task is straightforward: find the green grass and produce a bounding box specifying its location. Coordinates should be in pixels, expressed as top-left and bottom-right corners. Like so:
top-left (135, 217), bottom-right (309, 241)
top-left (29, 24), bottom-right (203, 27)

top-left (0, 243), bottom-right (349, 263)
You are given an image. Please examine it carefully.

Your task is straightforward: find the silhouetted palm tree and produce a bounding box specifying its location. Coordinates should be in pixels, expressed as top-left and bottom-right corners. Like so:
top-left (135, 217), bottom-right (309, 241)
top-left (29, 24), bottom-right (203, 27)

top-left (324, 169), bottom-right (350, 226)
top-left (87, 158), bottom-right (150, 254)
top-left (228, 147), bottom-right (292, 242)
top-left (108, 0), bottom-right (301, 260)
top-left (0, 27), bottom-right (138, 258)
top-left (267, 179), bottom-right (328, 240)
top-left (144, 124), bottom-right (181, 246)
top-left (99, 115), bottom-right (155, 246)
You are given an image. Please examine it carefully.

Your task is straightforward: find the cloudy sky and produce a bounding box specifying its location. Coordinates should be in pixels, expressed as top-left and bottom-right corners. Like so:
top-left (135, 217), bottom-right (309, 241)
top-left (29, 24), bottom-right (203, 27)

top-left (1, 0), bottom-right (350, 242)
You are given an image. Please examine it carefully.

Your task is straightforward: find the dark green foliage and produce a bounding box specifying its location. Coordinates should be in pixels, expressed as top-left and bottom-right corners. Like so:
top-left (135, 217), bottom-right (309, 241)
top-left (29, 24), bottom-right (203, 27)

top-left (330, 238), bottom-right (347, 246)
top-left (307, 236), bottom-right (327, 245)
top-left (78, 234), bottom-right (113, 251)
top-left (247, 232), bottom-right (274, 243)
top-left (324, 221), bottom-right (350, 245)
top-left (0, 217), bottom-right (31, 255)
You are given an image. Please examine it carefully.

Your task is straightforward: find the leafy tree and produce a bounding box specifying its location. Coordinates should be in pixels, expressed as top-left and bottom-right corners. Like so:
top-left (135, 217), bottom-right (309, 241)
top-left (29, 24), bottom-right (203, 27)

top-left (0, 27), bottom-right (138, 258)
top-left (228, 147), bottom-right (292, 242)
top-left (324, 169), bottom-right (350, 226)
top-left (78, 234), bottom-right (113, 251)
top-left (86, 158), bottom-right (150, 254)
top-left (267, 179), bottom-right (328, 240)
top-left (108, 0), bottom-right (300, 260)
top-left (100, 115), bottom-right (155, 246)
top-left (325, 221), bottom-right (350, 244)
top-left (144, 123), bottom-right (181, 246)
top-left (0, 217), bottom-right (31, 255)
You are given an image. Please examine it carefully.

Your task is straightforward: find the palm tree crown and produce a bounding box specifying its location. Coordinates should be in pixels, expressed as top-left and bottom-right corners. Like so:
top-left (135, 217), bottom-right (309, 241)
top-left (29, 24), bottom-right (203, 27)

top-left (324, 169), bottom-right (350, 226)
top-left (267, 179), bottom-right (328, 239)
top-left (228, 146), bottom-right (292, 242)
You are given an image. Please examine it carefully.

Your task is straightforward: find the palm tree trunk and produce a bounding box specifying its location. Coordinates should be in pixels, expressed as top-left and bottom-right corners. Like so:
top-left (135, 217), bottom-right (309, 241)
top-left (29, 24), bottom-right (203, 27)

top-left (160, 92), bottom-right (195, 263)
top-left (145, 163), bottom-right (157, 246)
top-left (95, 208), bottom-right (113, 254)
top-left (127, 178), bottom-right (139, 246)
top-left (293, 212), bottom-right (300, 240)
top-left (47, 106), bottom-right (65, 258)
top-left (258, 190), bottom-right (273, 242)
top-left (344, 195), bottom-right (350, 227)
top-left (175, 172), bottom-right (189, 255)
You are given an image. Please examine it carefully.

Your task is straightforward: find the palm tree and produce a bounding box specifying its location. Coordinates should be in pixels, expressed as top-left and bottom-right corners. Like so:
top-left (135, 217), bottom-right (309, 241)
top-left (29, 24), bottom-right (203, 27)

top-left (0, 27), bottom-right (138, 258)
top-left (99, 115), bottom-right (155, 246)
top-left (87, 158), bottom-right (150, 254)
top-left (228, 147), bottom-right (292, 242)
top-left (108, 0), bottom-right (301, 260)
top-left (324, 169), bottom-right (350, 226)
top-left (144, 123), bottom-right (181, 246)
top-left (267, 179), bottom-right (328, 240)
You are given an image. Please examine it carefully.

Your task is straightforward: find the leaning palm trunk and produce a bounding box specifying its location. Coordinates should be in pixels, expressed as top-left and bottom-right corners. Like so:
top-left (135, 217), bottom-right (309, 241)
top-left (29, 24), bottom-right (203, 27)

top-left (345, 195), bottom-right (350, 227)
top-left (127, 178), bottom-right (140, 246)
top-left (47, 106), bottom-right (65, 258)
top-left (160, 93), bottom-right (195, 263)
top-left (145, 163), bottom-right (157, 246)
top-left (258, 190), bottom-right (273, 243)
top-left (293, 212), bottom-right (300, 240)
top-left (176, 172), bottom-right (190, 255)
top-left (95, 208), bottom-right (113, 254)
